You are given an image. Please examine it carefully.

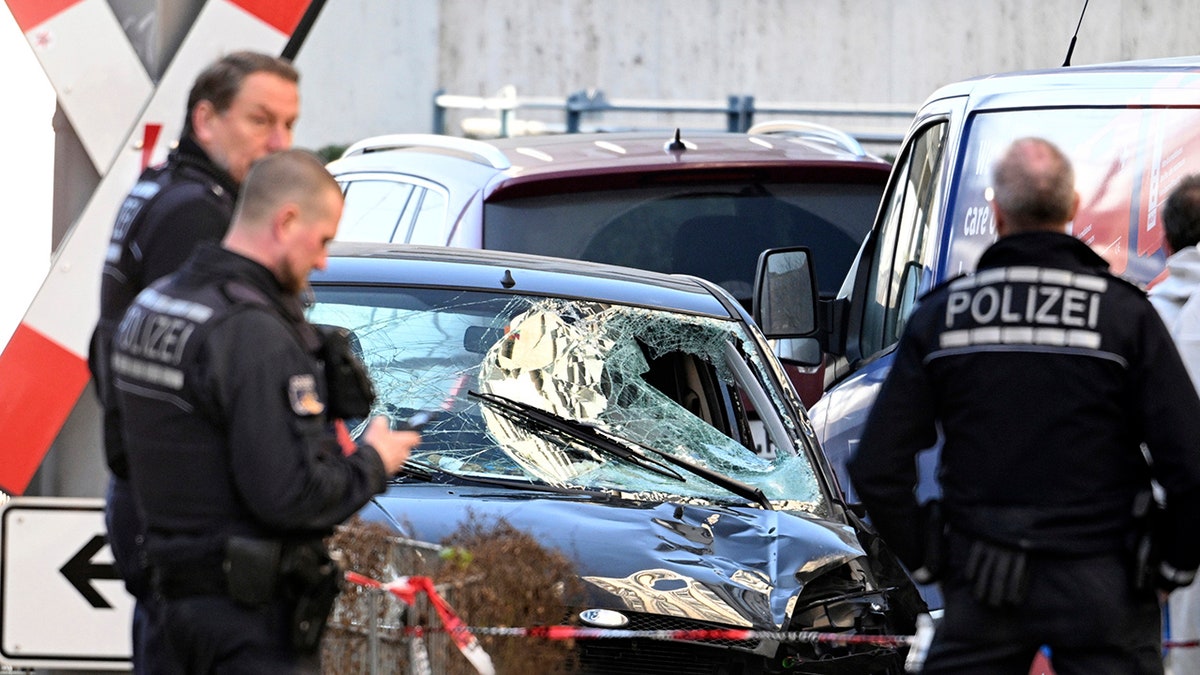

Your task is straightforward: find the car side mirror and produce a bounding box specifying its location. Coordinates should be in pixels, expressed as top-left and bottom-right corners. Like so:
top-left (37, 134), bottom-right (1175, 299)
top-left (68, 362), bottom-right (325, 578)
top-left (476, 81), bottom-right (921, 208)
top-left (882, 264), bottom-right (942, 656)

top-left (752, 247), bottom-right (819, 337)
top-left (752, 247), bottom-right (822, 367)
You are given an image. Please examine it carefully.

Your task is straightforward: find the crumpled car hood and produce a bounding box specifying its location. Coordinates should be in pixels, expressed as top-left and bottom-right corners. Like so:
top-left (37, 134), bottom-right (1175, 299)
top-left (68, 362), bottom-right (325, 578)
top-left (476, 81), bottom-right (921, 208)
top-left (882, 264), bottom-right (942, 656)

top-left (363, 484), bottom-right (866, 630)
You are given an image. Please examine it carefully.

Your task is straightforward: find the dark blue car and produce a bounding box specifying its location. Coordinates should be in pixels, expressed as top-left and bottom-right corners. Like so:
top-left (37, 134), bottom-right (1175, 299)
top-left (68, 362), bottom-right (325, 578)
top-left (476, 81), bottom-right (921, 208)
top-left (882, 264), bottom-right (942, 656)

top-left (308, 243), bottom-right (923, 674)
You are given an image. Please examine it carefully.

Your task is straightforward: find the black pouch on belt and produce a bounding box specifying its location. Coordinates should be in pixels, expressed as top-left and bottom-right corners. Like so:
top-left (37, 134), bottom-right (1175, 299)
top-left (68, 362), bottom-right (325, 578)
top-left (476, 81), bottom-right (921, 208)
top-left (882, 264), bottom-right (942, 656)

top-left (964, 537), bottom-right (1029, 608)
top-left (281, 542), bottom-right (344, 654)
top-left (1131, 489), bottom-right (1166, 593)
top-left (224, 536), bottom-right (282, 607)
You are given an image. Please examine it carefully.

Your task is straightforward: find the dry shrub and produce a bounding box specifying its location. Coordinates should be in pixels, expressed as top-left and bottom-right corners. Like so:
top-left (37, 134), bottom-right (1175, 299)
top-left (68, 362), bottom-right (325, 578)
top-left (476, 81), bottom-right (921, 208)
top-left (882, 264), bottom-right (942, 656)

top-left (322, 514), bottom-right (583, 674)
top-left (322, 517), bottom-right (436, 673)
top-left (438, 517), bottom-right (583, 675)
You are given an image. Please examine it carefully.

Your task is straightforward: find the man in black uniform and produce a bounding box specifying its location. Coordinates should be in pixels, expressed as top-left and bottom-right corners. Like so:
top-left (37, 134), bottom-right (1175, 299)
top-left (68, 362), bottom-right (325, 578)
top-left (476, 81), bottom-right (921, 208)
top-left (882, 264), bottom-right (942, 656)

top-left (87, 51), bottom-right (299, 672)
top-left (112, 149), bottom-right (419, 672)
top-left (848, 137), bottom-right (1200, 674)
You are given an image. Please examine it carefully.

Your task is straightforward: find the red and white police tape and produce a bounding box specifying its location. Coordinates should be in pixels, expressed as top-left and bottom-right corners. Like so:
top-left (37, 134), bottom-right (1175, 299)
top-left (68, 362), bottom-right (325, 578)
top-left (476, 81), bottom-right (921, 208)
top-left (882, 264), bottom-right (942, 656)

top-left (344, 572), bottom-right (1200, 675)
top-left (345, 571), bottom-right (496, 675)
top-left (343, 571), bottom-right (927, 674)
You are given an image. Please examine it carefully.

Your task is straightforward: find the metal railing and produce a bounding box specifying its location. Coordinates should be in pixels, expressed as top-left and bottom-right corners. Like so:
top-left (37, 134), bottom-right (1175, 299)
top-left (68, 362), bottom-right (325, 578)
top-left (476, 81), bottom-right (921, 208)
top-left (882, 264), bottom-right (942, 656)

top-left (323, 529), bottom-right (457, 674)
top-left (432, 87), bottom-right (918, 148)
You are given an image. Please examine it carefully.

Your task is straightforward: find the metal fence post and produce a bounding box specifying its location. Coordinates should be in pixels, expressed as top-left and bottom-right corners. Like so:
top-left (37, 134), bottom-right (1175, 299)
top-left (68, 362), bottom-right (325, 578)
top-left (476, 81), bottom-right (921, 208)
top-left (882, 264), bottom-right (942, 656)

top-left (726, 95), bottom-right (742, 132)
top-left (432, 88), bottom-right (446, 134)
top-left (367, 589), bottom-right (380, 675)
top-left (565, 90), bottom-right (585, 133)
top-left (499, 107), bottom-right (514, 138)
top-left (740, 95), bottom-right (756, 131)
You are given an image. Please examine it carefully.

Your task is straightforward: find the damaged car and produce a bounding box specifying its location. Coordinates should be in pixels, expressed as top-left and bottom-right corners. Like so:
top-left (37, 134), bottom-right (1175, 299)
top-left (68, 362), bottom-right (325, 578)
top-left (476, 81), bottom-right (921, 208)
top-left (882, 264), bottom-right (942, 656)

top-left (307, 243), bottom-right (924, 674)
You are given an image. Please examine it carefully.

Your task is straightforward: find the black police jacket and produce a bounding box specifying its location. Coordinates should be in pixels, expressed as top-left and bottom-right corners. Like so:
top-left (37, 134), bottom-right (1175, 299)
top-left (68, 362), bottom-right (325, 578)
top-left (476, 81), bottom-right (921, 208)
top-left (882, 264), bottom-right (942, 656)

top-left (90, 137), bottom-right (239, 479)
top-left (849, 232), bottom-right (1200, 574)
top-left (111, 244), bottom-right (388, 562)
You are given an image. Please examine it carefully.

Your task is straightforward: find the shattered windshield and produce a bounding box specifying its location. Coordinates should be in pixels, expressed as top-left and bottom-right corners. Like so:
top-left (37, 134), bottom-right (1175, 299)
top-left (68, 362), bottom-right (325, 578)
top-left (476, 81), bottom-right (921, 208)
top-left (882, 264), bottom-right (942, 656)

top-left (307, 286), bottom-right (823, 512)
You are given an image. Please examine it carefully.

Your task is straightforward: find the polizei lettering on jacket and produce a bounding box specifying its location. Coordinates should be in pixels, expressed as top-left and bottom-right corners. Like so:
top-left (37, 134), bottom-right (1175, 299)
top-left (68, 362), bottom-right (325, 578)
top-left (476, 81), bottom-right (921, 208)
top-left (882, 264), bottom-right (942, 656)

top-left (112, 288), bottom-right (213, 390)
top-left (939, 266), bottom-right (1107, 350)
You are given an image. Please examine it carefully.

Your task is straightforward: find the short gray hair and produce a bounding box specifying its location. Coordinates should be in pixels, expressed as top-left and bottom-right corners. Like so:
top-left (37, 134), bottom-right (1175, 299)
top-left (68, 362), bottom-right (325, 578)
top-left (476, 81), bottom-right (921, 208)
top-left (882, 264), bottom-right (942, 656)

top-left (990, 137), bottom-right (1076, 232)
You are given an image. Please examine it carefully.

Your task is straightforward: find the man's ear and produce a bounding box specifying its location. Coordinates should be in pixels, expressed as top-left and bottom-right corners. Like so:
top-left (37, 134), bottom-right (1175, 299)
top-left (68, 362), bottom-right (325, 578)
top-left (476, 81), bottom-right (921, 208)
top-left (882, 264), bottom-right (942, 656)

top-left (1066, 191), bottom-right (1081, 224)
top-left (271, 203), bottom-right (301, 242)
top-left (191, 100), bottom-right (217, 145)
top-left (990, 198), bottom-right (1008, 238)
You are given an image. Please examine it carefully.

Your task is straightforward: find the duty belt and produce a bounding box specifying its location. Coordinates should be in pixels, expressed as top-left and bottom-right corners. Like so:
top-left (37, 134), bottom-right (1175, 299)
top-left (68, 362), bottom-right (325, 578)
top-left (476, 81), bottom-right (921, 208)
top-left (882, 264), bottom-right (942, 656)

top-left (152, 555), bottom-right (227, 599)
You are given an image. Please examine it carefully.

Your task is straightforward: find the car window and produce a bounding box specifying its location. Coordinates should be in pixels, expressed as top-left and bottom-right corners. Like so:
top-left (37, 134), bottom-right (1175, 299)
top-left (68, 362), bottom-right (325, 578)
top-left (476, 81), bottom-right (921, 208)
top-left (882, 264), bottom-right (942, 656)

top-left (859, 122), bottom-right (948, 356)
top-left (307, 284), bottom-right (825, 512)
top-left (484, 182), bottom-right (881, 303)
top-left (945, 106), bottom-right (1200, 287)
top-left (337, 176), bottom-right (449, 244)
top-left (337, 179), bottom-right (414, 243)
top-left (407, 189), bottom-right (449, 245)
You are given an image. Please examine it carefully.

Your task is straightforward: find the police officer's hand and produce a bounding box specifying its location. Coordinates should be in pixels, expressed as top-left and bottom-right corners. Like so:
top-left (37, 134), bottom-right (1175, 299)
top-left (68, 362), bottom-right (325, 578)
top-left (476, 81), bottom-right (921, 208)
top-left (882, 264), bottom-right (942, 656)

top-left (362, 416), bottom-right (419, 474)
top-left (1155, 561), bottom-right (1198, 596)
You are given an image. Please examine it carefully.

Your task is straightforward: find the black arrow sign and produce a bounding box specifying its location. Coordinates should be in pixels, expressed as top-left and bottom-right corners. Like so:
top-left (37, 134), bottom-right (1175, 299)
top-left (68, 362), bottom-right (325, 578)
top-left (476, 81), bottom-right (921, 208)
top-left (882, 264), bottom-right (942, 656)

top-left (59, 534), bottom-right (121, 608)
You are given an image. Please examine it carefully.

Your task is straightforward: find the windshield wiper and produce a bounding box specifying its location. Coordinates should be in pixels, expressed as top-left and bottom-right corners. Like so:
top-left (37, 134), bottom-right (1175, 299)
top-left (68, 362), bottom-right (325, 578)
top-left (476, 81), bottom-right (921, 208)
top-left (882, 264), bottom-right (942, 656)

top-left (394, 457), bottom-right (610, 499)
top-left (393, 458), bottom-right (438, 481)
top-left (469, 390), bottom-right (685, 482)
top-left (610, 427), bottom-right (774, 511)
top-left (469, 390), bottom-right (773, 510)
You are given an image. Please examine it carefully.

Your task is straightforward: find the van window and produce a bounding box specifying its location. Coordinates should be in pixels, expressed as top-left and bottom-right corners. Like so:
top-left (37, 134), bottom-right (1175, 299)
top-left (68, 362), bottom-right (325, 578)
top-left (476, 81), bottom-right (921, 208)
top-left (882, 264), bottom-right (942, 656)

top-left (859, 122), bottom-right (948, 355)
top-left (483, 182), bottom-right (882, 304)
top-left (945, 107), bottom-right (1200, 286)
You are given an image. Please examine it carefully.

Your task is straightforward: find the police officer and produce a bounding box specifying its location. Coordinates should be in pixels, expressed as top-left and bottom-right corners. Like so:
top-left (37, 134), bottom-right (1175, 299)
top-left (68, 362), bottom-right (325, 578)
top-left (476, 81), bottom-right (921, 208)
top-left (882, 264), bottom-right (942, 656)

top-left (112, 149), bottom-right (418, 673)
top-left (87, 51), bottom-right (299, 671)
top-left (849, 137), bottom-right (1200, 674)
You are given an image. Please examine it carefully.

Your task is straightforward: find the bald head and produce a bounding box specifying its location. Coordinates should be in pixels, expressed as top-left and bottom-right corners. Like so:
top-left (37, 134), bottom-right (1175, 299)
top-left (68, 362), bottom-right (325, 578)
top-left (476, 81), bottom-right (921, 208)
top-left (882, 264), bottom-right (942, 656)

top-left (232, 149), bottom-right (340, 229)
top-left (990, 137), bottom-right (1079, 236)
top-left (224, 149), bottom-right (344, 292)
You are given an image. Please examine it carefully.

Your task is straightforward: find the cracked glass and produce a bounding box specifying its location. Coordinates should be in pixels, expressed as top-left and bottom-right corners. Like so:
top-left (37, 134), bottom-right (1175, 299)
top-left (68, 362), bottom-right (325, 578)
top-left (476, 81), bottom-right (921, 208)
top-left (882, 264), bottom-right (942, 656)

top-left (308, 285), bottom-right (823, 512)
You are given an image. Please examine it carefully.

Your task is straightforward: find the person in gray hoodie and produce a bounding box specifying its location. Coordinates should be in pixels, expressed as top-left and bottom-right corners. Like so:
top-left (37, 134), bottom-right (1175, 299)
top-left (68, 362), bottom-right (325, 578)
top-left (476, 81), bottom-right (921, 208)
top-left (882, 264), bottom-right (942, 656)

top-left (1150, 173), bottom-right (1200, 674)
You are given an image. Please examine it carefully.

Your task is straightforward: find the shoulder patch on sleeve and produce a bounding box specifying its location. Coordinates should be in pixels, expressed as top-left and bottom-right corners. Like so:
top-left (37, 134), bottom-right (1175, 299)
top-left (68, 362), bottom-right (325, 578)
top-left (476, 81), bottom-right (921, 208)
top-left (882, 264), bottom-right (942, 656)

top-left (288, 374), bottom-right (326, 416)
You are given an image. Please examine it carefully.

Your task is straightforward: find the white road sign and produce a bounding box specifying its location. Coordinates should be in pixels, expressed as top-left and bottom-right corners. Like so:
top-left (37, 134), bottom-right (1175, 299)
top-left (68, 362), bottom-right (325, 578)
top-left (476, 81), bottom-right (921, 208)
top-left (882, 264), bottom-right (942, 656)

top-left (1, 497), bottom-right (132, 670)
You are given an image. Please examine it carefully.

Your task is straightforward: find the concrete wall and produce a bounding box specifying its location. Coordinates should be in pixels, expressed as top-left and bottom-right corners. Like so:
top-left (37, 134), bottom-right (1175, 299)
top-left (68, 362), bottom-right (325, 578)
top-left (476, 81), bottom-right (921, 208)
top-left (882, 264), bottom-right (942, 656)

top-left (293, 0), bottom-right (440, 152)
top-left (292, 0), bottom-right (1200, 149)
top-left (438, 0), bottom-right (1200, 103)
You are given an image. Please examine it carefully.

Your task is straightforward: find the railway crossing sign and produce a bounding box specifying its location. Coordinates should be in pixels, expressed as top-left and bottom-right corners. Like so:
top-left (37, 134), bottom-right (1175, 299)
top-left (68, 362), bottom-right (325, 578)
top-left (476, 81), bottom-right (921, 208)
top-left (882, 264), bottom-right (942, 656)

top-left (0, 0), bottom-right (321, 497)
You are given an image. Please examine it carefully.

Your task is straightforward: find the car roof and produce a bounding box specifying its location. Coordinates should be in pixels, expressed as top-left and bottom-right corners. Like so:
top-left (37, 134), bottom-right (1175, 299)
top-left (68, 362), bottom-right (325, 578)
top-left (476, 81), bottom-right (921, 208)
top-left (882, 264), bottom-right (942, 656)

top-left (922, 55), bottom-right (1200, 109)
top-left (485, 130), bottom-right (886, 173)
top-left (327, 130), bottom-right (891, 200)
top-left (312, 242), bottom-right (739, 318)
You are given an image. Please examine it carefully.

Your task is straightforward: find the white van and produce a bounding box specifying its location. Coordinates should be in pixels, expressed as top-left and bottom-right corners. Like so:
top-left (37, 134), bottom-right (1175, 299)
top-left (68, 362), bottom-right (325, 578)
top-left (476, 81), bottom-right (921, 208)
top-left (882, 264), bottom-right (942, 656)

top-left (756, 55), bottom-right (1200, 503)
